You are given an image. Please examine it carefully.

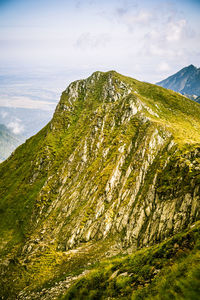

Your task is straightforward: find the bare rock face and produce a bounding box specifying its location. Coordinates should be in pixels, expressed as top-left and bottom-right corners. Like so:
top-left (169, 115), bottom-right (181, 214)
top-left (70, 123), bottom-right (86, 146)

top-left (0, 70), bottom-right (200, 299)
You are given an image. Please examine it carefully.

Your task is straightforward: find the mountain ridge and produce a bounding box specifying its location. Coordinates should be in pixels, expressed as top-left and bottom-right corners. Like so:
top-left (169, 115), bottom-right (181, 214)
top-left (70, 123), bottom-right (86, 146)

top-left (156, 64), bottom-right (200, 98)
top-left (0, 70), bottom-right (200, 299)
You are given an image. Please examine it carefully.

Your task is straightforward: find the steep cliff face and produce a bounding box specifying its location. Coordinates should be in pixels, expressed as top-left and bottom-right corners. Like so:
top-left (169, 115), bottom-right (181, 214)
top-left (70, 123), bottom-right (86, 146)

top-left (0, 71), bottom-right (200, 299)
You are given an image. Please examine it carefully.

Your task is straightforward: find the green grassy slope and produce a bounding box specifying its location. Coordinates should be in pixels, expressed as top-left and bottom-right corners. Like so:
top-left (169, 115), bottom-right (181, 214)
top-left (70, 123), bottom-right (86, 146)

top-left (0, 71), bottom-right (200, 299)
top-left (0, 125), bottom-right (49, 253)
top-left (61, 221), bottom-right (200, 300)
top-left (115, 72), bottom-right (200, 144)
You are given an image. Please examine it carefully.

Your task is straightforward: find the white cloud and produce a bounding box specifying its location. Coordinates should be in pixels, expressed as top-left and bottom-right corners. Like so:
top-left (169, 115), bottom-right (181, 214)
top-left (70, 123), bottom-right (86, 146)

top-left (115, 8), bottom-right (153, 31)
top-left (123, 10), bottom-right (152, 24)
top-left (157, 62), bottom-right (170, 72)
top-left (7, 120), bottom-right (24, 135)
top-left (75, 32), bottom-right (110, 49)
top-left (0, 0), bottom-right (199, 85)
top-left (166, 19), bottom-right (186, 42)
top-left (0, 111), bottom-right (8, 118)
top-left (0, 96), bottom-right (56, 111)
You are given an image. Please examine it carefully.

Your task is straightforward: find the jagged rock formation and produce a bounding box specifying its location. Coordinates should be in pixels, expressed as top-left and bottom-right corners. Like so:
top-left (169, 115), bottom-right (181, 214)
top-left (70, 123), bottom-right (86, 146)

top-left (0, 71), bottom-right (200, 299)
top-left (156, 64), bottom-right (200, 99)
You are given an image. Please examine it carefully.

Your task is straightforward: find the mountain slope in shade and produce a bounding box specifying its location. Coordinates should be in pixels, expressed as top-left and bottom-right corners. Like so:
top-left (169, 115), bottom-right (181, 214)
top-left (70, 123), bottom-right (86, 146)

top-left (0, 124), bottom-right (23, 162)
top-left (157, 64), bottom-right (200, 97)
top-left (0, 71), bottom-right (200, 299)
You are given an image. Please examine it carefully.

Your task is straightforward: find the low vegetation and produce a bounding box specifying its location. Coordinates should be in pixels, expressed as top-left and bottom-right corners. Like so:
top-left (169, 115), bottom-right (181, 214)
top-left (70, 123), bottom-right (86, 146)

top-left (0, 71), bottom-right (200, 299)
top-left (62, 221), bottom-right (200, 300)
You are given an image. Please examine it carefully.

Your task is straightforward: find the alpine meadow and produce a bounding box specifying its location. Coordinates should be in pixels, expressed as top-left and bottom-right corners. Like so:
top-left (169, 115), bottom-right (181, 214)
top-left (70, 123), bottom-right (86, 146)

top-left (0, 71), bottom-right (200, 299)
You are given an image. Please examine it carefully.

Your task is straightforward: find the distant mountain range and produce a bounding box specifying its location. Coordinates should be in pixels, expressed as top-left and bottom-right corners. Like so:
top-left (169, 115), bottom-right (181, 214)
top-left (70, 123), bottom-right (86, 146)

top-left (156, 64), bottom-right (200, 102)
top-left (0, 124), bottom-right (23, 162)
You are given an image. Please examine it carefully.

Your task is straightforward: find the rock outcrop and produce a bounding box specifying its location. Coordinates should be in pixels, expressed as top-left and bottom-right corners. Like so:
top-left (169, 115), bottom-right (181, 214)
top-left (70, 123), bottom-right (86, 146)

top-left (0, 71), bottom-right (200, 299)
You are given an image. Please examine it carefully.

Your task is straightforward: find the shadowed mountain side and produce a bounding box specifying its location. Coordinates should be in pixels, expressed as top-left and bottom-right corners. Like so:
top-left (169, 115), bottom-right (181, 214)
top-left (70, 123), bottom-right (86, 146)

top-left (157, 64), bottom-right (200, 97)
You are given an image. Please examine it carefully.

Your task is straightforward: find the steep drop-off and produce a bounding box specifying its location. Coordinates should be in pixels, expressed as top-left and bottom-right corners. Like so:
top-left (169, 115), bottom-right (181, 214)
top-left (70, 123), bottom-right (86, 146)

top-left (0, 71), bottom-right (200, 299)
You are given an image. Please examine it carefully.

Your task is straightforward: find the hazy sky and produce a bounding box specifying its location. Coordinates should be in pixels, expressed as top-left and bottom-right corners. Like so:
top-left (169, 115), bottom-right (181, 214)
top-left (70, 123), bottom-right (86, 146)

top-left (0, 0), bottom-right (199, 82)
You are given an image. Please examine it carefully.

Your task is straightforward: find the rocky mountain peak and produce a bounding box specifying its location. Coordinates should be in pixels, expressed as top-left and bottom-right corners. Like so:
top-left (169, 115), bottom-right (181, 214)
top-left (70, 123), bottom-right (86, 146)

top-left (187, 64), bottom-right (197, 70)
top-left (157, 64), bottom-right (200, 96)
top-left (1, 71), bottom-right (200, 299)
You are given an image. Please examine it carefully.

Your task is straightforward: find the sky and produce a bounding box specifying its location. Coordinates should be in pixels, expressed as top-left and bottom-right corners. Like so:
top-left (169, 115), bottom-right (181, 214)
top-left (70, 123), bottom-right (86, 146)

top-left (0, 0), bottom-right (200, 134)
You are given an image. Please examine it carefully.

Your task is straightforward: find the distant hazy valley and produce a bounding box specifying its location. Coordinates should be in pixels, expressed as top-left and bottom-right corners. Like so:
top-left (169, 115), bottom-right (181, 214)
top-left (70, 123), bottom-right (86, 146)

top-left (0, 69), bottom-right (72, 161)
top-left (0, 124), bottom-right (23, 161)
